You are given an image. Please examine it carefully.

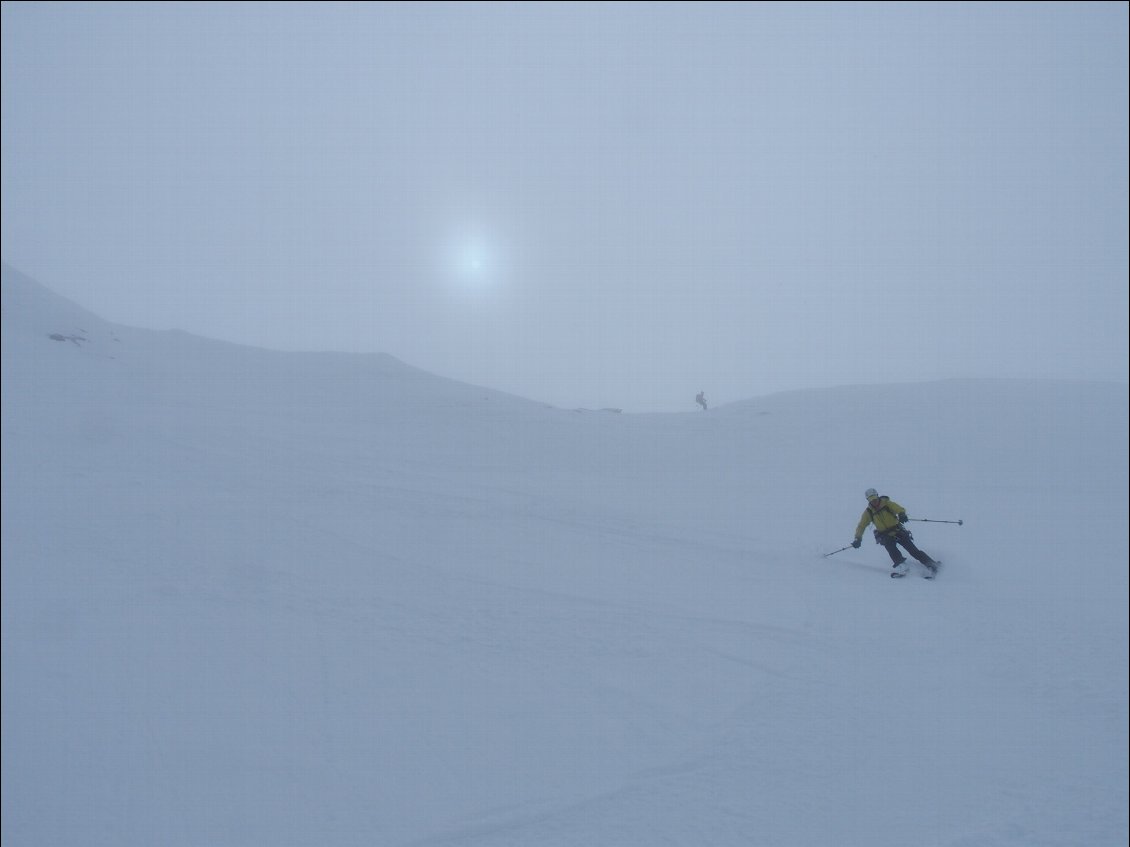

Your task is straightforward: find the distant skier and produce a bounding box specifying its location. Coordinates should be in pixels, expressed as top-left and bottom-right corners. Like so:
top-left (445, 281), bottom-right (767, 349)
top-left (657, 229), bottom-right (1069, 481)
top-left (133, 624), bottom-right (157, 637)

top-left (851, 488), bottom-right (938, 577)
top-left (695, 391), bottom-right (708, 411)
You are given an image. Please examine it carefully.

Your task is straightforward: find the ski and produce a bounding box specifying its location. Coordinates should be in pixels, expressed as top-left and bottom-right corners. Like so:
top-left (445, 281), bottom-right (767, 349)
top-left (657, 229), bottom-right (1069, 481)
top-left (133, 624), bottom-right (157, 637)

top-left (890, 561), bottom-right (941, 579)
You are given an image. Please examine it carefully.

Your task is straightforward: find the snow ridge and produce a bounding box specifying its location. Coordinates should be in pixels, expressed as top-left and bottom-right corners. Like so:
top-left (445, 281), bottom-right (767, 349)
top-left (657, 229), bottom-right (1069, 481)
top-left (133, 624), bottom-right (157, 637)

top-left (3, 265), bottom-right (1127, 847)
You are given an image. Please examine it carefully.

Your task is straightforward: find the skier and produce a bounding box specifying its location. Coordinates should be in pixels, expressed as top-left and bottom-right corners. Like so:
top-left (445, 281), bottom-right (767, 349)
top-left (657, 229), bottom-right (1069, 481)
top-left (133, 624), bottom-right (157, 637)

top-left (851, 488), bottom-right (939, 577)
top-left (696, 391), bottom-right (708, 411)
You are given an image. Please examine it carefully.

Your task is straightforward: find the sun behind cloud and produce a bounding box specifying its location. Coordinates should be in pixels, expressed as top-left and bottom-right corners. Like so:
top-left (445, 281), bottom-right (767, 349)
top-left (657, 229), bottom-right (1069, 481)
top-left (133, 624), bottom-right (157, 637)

top-left (442, 223), bottom-right (509, 297)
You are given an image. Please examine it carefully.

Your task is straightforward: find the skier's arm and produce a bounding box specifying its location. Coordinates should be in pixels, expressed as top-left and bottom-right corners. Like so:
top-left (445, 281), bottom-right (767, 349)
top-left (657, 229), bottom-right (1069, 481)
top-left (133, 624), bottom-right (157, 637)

top-left (854, 510), bottom-right (873, 541)
top-left (885, 499), bottom-right (909, 523)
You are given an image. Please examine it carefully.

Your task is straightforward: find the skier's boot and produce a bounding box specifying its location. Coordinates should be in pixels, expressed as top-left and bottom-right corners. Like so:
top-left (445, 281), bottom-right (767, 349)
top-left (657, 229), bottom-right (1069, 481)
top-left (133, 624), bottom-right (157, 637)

top-left (918, 555), bottom-right (939, 575)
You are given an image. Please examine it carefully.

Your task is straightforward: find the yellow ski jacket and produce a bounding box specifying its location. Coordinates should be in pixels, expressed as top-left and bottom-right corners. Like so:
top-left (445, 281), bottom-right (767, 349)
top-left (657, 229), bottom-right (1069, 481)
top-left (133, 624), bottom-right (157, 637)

top-left (855, 496), bottom-right (907, 541)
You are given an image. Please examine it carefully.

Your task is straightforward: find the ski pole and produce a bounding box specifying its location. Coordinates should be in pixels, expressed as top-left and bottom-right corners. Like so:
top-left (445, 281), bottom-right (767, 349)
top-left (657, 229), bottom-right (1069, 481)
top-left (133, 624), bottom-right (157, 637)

top-left (908, 518), bottom-right (964, 526)
top-left (823, 544), bottom-right (855, 558)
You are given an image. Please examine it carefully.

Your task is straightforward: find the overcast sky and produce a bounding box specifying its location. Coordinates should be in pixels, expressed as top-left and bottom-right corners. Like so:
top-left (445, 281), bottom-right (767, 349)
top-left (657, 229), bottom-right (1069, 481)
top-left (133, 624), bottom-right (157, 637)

top-left (3, 2), bottom-right (1127, 411)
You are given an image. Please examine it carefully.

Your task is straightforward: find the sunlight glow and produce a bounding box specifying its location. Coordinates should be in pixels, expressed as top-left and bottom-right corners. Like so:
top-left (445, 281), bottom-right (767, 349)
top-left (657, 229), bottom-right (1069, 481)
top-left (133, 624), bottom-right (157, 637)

top-left (442, 223), bottom-right (509, 296)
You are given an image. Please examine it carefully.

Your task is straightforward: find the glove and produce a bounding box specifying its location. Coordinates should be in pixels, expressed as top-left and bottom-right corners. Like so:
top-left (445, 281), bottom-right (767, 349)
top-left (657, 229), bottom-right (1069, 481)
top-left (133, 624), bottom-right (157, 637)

top-left (851, 538), bottom-right (861, 548)
top-left (897, 512), bottom-right (908, 524)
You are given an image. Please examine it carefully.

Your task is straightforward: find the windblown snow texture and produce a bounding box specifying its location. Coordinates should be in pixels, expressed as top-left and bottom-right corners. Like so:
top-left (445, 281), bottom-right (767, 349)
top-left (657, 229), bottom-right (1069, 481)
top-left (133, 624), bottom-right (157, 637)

top-left (2, 264), bottom-right (1127, 846)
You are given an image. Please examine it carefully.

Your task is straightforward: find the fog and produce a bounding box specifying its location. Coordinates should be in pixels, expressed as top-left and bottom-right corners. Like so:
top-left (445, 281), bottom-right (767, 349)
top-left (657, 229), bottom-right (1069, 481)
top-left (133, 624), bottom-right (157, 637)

top-left (2, 2), bottom-right (1127, 411)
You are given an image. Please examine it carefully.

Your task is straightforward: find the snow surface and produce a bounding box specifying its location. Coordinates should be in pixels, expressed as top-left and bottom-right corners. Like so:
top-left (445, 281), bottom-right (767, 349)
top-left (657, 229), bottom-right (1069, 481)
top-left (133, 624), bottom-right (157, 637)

top-left (2, 262), bottom-right (1127, 846)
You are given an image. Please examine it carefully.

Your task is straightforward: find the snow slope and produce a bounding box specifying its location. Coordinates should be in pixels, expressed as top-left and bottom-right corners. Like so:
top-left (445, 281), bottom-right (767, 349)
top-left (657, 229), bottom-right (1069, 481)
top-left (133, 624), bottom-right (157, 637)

top-left (2, 263), bottom-right (1127, 846)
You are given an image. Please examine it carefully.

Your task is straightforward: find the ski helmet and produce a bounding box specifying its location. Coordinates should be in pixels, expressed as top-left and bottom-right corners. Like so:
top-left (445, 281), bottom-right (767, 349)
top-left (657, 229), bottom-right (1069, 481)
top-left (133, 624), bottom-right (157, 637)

top-left (864, 488), bottom-right (879, 500)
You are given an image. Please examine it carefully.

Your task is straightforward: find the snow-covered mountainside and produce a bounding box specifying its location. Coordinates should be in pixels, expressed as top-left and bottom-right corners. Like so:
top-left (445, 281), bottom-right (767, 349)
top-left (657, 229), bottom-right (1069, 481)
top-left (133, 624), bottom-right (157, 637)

top-left (3, 263), bottom-right (1127, 846)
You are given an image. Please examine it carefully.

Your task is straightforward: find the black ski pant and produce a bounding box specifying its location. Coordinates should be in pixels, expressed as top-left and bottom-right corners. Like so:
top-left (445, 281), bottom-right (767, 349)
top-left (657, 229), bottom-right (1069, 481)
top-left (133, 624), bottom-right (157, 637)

top-left (878, 528), bottom-right (934, 566)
